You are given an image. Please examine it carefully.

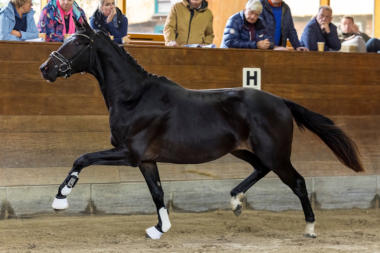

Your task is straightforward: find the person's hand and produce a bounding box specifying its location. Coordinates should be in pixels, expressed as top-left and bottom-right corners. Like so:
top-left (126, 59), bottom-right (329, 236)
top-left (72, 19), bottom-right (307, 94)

top-left (257, 39), bottom-right (271, 49)
top-left (320, 23), bottom-right (330, 34)
top-left (296, 46), bottom-right (309, 51)
top-left (11, 30), bottom-right (21, 38)
top-left (273, 46), bottom-right (289, 51)
top-left (166, 40), bottom-right (178, 47)
top-left (106, 8), bottom-right (116, 23)
top-left (352, 24), bottom-right (359, 34)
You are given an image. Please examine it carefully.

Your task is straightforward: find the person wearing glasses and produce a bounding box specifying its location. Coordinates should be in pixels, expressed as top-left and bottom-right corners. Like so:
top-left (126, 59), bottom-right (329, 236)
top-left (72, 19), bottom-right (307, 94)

top-left (300, 6), bottom-right (341, 51)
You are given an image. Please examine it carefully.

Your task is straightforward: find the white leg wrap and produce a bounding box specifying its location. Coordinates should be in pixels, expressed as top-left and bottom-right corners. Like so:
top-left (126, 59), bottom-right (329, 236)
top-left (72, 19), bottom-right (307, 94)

top-left (61, 172), bottom-right (79, 196)
top-left (230, 192), bottom-right (245, 210)
top-left (61, 186), bottom-right (72, 196)
top-left (146, 226), bottom-right (163, 240)
top-left (159, 207), bottom-right (171, 232)
top-left (304, 222), bottom-right (317, 238)
top-left (52, 197), bottom-right (68, 210)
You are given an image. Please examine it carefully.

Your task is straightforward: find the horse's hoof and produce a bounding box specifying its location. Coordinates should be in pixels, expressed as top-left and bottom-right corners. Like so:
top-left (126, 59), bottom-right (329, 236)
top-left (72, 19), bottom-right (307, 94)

top-left (145, 226), bottom-right (163, 240)
top-left (304, 233), bottom-right (317, 238)
top-left (233, 204), bottom-right (242, 217)
top-left (231, 193), bottom-right (245, 216)
top-left (52, 197), bottom-right (68, 210)
top-left (304, 222), bottom-right (316, 238)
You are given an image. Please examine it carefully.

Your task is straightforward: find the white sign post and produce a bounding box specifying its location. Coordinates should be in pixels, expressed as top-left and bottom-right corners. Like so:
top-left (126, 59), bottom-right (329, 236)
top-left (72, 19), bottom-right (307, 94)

top-left (242, 68), bottom-right (261, 90)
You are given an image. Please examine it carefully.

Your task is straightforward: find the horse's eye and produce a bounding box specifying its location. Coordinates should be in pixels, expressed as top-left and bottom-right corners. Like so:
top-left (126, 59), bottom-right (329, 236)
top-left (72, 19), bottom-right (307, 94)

top-left (74, 41), bottom-right (80, 46)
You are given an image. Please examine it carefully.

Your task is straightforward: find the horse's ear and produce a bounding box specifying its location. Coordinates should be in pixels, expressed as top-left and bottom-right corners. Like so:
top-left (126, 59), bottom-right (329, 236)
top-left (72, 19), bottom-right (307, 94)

top-left (81, 18), bottom-right (93, 33)
top-left (73, 17), bottom-right (84, 31)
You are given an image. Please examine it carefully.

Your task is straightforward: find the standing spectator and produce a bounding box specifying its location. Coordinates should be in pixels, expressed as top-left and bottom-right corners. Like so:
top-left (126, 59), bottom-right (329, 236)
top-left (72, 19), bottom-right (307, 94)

top-left (221, 0), bottom-right (272, 49)
top-left (300, 6), bottom-right (341, 51)
top-left (90, 0), bottom-right (128, 44)
top-left (259, 0), bottom-right (307, 51)
top-left (163, 0), bottom-right (214, 47)
top-left (38, 0), bottom-right (86, 42)
top-left (0, 0), bottom-right (38, 41)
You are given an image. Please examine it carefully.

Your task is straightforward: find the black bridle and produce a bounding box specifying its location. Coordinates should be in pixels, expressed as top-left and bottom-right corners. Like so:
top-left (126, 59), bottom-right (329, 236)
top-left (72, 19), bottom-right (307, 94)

top-left (49, 33), bottom-right (94, 78)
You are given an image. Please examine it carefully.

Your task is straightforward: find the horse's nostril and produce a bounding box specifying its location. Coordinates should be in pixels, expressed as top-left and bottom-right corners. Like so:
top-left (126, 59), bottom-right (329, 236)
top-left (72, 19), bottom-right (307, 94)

top-left (40, 65), bottom-right (48, 72)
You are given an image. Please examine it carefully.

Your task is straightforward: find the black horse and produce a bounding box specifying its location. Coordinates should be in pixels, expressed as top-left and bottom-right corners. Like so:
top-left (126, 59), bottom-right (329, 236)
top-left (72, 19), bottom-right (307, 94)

top-left (40, 19), bottom-right (363, 240)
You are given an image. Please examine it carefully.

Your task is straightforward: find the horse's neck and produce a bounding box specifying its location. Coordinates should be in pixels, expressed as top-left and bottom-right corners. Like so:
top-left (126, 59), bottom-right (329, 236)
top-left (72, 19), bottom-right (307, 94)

top-left (90, 42), bottom-right (146, 109)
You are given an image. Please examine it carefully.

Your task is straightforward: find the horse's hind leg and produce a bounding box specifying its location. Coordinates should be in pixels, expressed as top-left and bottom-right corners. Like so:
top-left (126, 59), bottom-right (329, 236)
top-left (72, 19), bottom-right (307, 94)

top-left (139, 162), bottom-right (171, 240)
top-left (230, 150), bottom-right (270, 216)
top-left (273, 163), bottom-right (316, 238)
top-left (52, 148), bottom-right (136, 210)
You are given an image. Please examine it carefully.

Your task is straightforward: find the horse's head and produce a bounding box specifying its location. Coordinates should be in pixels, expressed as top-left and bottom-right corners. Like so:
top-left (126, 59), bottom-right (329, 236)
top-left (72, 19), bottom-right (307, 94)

top-left (40, 18), bottom-right (96, 82)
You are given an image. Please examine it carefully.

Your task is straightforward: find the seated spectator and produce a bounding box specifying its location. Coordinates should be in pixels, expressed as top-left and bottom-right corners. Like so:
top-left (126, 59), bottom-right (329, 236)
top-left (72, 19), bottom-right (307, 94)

top-left (220, 0), bottom-right (273, 49)
top-left (366, 37), bottom-right (380, 53)
top-left (38, 0), bottom-right (86, 42)
top-left (338, 16), bottom-right (367, 52)
top-left (163, 0), bottom-right (214, 47)
top-left (339, 16), bottom-right (370, 42)
top-left (0, 0), bottom-right (38, 41)
top-left (337, 17), bottom-right (380, 53)
top-left (300, 6), bottom-right (341, 51)
top-left (90, 0), bottom-right (128, 44)
top-left (259, 0), bottom-right (307, 51)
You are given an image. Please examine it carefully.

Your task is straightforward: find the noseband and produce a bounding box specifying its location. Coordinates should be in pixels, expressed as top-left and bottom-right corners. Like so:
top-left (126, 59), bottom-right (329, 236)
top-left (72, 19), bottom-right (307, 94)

top-left (49, 34), bottom-right (94, 78)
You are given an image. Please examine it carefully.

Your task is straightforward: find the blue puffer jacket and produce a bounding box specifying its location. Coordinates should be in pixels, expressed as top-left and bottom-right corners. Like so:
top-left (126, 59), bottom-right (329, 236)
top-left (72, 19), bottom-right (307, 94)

top-left (259, 0), bottom-right (300, 48)
top-left (220, 11), bottom-right (272, 49)
top-left (0, 1), bottom-right (38, 41)
top-left (300, 18), bottom-right (341, 51)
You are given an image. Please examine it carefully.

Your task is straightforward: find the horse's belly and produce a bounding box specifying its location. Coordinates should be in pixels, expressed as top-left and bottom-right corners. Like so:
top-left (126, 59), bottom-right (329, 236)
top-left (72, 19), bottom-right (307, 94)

top-left (155, 134), bottom-right (237, 164)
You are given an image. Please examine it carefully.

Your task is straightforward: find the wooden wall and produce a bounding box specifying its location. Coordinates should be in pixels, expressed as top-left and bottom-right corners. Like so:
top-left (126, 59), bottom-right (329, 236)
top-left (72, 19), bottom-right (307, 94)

top-left (207, 0), bottom-right (247, 48)
top-left (0, 41), bottom-right (379, 187)
top-left (1, 42), bottom-right (379, 116)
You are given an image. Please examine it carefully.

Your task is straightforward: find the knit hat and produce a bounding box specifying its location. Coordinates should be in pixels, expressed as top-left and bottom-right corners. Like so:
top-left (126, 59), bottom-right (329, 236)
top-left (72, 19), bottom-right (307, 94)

top-left (245, 0), bottom-right (263, 14)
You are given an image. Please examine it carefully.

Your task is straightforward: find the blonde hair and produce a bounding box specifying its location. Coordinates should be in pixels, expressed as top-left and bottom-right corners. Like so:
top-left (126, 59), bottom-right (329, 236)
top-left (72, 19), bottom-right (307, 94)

top-left (245, 0), bottom-right (263, 14)
top-left (10, 0), bottom-right (29, 8)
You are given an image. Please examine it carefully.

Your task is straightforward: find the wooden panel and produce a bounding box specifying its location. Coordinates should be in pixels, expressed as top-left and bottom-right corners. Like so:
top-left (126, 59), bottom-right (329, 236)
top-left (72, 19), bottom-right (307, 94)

top-left (0, 42), bottom-right (380, 116)
top-left (375, 0), bottom-right (380, 38)
top-left (1, 41), bottom-right (379, 187)
top-left (0, 115), bottom-right (378, 187)
top-left (320, 0), bottom-right (330, 6)
top-left (128, 33), bottom-right (165, 41)
top-left (208, 0), bottom-right (247, 47)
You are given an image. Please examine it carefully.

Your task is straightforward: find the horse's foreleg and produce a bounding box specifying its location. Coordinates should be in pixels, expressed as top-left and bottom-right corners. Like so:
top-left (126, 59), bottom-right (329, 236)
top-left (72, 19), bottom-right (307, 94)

top-left (52, 148), bottom-right (137, 210)
top-left (230, 151), bottom-right (270, 216)
top-left (139, 162), bottom-right (171, 240)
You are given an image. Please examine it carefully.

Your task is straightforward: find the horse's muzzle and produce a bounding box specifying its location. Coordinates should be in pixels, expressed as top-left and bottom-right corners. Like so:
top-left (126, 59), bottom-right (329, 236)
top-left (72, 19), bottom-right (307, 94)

top-left (40, 61), bottom-right (57, 82)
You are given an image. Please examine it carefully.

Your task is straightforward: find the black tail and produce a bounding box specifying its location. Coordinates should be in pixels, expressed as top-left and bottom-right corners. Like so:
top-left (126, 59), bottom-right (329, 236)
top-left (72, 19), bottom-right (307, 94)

top-left (283, 99), bottom-right (364, 172)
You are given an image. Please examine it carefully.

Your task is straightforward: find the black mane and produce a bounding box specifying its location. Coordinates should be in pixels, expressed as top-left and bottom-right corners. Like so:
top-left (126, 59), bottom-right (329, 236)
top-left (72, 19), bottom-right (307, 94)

top-left (94, 31), bottom-right (167, 81)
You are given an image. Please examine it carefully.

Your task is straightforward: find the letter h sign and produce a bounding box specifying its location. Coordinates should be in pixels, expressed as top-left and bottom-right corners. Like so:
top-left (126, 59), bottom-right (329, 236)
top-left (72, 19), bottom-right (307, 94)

top-left (242, 68), bottom-right (261, 90)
